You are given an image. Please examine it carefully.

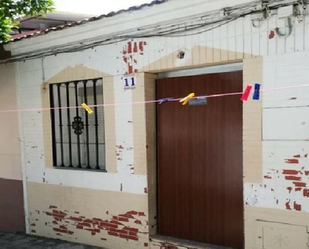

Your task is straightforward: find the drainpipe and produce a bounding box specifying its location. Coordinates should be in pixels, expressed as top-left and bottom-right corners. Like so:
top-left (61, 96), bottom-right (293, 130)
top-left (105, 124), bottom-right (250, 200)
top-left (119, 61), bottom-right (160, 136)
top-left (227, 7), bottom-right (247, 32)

top-left (15, 62), bottom-right (30, 234)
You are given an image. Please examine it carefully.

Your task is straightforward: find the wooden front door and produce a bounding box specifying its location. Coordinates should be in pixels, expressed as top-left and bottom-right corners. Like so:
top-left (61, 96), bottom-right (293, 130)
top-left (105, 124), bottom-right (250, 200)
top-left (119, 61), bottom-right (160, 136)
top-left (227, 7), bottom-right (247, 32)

top-left (156, 71), bottom-right (243, 249)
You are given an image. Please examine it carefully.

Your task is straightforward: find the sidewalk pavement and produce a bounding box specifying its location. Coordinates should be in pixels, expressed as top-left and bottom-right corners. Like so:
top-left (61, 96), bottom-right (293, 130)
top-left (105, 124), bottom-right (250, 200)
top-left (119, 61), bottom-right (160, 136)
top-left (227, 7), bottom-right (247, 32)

top-left (0, 232), bottom-right (104, 249)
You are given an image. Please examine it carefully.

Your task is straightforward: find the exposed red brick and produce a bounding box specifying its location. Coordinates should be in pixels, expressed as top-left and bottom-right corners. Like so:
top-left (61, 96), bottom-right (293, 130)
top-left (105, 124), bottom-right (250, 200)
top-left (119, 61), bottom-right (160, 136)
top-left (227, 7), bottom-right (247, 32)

top-left (268, 30), bottom-right (275, 39)
top-left (118, 216), bottom-right (129, 222)
top-left (293, 181), bottom-right (307, 187)
top-left (285, 176), bottom-right (301, 181)
top-left (100, 222), bottom-right (118, 229)
top-left (101, 238), bottom-right (107, 241)
top-left (84, 219), bottom-right (95, 224)
top-left (128, 211), bottom-right (138, 215)
top-left (134, 220), bottom-right (142, 225)
top-left (76, 225), bottom-right (83, 229)
top-left (74, 211), bottom-right (80, 214)
top-left (52, 221), bottom-right (58, 225)
top-left (49, 205), bottom-right (57, 209)
top-left (59, 225), bottom-right (67, 229)
top-left (31, 223), bottom-right (36, 227)
top-left (305, 171), bottom-right (309, 176)
top-left (139, 41), bottom-right (144, 51)
top-left (294, 201), bottom-right (302, 211)
top-left (133, 42), bottom-right (138, 53)
top-left (123, 226), bottom-right (138, 233)
top-left (31, 230), bottom-right (36, 233)
top-left (127, 42), bottom-right (132, 54)
top-left (93, 218), bottom-right (103, 222)
top-left (138, 212), bottom-right (146, 217)
top-left (144, 243), bottom-right (149, 247)
top-left (285, 201), bottom-right (291, 210)
top-left (294, 154), bottom-right (301, 158)
top-left (45, 212), bottom-right (52, 216)
top-left (119, 233), bottom-right (138, 241)
top-left (108, 231), bottom-right (119, 237)
top-left (120, 213), bottom-right (134, 219)
top-left (287, 187), bottom-right (292, 193)
top-left (77, 222), bottom-right (92, 228)
top-left (110, 220), bottom-right (123, 225)
top-left (264, 175), bottom-right (272, 179)
top-left (144, 187), bottom-right (148, 193)
top-left (303, 189), bottom-right (309, 197)
top-left (69, 216), bottom-right (83, 222)
top-left (282, 170), bottom-right (299, 175)
top-left (53, 228), bottom-right (68, 233)
top-left (285, 159), bottom-right (299, 164)
top-left (295, 188), bottom-right (302, 192)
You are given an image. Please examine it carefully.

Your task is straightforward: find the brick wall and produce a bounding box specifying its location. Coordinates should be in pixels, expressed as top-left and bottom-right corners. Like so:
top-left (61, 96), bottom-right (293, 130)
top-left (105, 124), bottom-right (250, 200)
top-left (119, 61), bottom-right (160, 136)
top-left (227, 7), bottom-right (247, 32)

top-left (7, 2), bottom-right (309, 249)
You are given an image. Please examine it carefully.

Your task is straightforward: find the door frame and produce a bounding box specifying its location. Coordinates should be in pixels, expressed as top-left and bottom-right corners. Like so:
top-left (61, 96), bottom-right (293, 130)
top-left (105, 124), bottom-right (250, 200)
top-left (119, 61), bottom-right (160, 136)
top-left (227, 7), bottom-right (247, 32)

top-left (142, 54), bottom-right (264, 249)
top-left (154, 63), bottom-right (244, 244)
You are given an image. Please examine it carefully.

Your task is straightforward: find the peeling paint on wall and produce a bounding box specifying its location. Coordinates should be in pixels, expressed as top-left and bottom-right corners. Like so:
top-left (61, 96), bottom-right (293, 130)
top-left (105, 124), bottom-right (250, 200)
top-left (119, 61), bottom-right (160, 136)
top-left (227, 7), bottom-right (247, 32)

top-left (122, 41), bottom-right (148, 74)
top-left (29, 206), bottom-right (148, 242)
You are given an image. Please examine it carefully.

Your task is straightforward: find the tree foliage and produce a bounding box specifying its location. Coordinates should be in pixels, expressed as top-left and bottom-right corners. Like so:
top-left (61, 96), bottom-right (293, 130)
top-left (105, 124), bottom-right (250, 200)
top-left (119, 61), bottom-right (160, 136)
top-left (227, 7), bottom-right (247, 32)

top-left (0, 0), bottom-right (54, 42)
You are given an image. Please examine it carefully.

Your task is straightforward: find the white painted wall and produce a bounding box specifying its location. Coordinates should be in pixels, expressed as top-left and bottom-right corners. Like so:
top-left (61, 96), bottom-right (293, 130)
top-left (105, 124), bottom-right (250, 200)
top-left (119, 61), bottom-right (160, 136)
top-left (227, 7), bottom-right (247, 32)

top-left (245, 52), bottom-right (309, 212)
top-left (2, 0), bottom-right (309, 245)
top-left (0, 64), bottom-right (22, 181)
top-left (11, 0), bottom-right (309, 207)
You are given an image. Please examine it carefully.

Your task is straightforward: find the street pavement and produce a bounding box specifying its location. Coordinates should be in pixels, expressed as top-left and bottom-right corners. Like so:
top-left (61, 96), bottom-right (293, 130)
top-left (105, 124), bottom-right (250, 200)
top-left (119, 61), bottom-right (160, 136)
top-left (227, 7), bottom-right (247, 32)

top-left (0, 232), bottom-right (104, 249)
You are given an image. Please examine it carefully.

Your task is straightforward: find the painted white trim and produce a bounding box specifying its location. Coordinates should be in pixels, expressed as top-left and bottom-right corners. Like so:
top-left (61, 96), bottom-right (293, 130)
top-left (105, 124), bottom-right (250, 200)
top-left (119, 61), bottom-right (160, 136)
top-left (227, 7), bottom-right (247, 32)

top-left (16, 62), bottom-right (30, 234)
top-left (26, 166), bottom-right (147, 195)
top-left (157, 62), bottom-right (243, 79)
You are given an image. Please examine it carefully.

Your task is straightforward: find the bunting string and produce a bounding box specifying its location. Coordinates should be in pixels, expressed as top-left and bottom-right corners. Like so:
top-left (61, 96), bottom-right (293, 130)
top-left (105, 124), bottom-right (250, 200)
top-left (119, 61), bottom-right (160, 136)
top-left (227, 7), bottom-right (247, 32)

top-left (0, 83), bottom-right (309, 114)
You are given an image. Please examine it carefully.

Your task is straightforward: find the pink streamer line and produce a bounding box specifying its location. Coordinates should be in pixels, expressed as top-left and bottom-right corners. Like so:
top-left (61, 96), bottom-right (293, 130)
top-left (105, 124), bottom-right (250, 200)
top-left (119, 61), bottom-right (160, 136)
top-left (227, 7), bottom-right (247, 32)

top-left (0, 83), bottom-right (309, 114)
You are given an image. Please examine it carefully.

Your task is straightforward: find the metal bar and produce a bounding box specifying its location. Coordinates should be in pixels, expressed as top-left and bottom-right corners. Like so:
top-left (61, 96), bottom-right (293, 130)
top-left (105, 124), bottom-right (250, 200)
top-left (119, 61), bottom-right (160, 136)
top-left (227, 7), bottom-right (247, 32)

top-left (74, 81), bottom-right (82, 168)
top-left (66, 83), bottom-right (73, 167)
top-left (57, 84), bottom-right (64, 166)
top-left (93, 79), bottom-right (100, 169)
top-left (83, 80), bottom-right (91, 169)
top-left (49, 84), bottom-right (57, 167)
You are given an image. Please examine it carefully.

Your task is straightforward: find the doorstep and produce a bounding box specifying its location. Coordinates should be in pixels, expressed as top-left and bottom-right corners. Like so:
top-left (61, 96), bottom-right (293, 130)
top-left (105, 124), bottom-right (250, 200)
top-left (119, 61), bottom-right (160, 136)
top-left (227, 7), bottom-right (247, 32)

top-left (150, 235), bottom-right (236, 249)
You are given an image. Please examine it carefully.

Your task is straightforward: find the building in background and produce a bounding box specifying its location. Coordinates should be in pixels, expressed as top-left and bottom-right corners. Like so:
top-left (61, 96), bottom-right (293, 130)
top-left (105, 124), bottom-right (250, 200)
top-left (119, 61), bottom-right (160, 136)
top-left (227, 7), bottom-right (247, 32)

top-left (1, 0), bottom-right (309, 248)
top-left (10, 12), bottom-right (93, 39)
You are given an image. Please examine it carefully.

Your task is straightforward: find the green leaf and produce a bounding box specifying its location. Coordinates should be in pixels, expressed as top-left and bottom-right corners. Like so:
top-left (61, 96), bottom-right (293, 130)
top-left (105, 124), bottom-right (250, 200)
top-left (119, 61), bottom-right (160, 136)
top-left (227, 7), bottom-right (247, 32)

top-left (0, 0), bottom-right (54, 42)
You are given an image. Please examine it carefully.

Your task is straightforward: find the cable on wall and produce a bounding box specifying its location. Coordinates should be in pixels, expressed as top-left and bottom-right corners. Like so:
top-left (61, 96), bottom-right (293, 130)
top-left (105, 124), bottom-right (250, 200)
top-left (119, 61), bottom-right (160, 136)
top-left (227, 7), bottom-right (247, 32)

top-left (0, 0), bottom-right (305, 64)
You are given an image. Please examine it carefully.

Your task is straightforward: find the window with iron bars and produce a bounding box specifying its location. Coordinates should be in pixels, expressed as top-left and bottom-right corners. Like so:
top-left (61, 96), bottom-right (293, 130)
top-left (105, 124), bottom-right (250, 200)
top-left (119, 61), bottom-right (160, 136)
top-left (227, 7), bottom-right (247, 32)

top-left (49, 79), bottom-right (106, 171)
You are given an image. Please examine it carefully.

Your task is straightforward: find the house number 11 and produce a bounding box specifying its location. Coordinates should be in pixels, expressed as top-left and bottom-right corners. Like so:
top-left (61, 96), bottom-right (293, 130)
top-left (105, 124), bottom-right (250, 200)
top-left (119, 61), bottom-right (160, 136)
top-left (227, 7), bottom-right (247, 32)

top-left (124, 77), bottom-right (136, 89)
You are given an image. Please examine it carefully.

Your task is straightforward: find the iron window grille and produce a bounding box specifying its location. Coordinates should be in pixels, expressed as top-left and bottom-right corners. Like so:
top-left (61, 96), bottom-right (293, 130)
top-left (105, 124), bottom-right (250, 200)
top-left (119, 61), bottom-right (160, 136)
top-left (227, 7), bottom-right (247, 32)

top-left (49, 79), bottom-right (106, 171)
